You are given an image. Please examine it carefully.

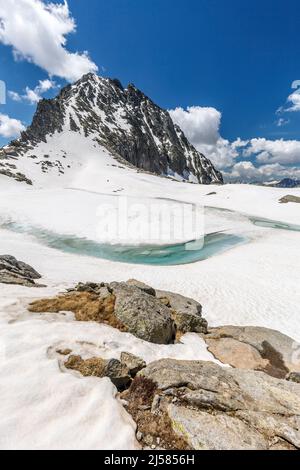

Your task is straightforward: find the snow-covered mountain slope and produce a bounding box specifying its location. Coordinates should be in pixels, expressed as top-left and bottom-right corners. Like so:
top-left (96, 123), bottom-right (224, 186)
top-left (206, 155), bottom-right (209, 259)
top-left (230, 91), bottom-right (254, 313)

top-left (0, 73), bottom-right (223, 187)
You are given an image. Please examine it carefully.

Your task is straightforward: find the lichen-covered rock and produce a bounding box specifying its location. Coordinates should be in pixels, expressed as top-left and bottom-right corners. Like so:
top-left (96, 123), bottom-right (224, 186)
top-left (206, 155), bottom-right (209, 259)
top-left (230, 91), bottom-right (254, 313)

top-left (156, 289), bottom-right (207, 334)
top-left (138, 358), bottom-right (300, 450)
top-left (168, 405), bottom-right (268, 450)
top-left (126, 279), bottom-right (156, 297)
top-left (0, 255), bottom-right (42, 287)
top-left (110, 282), bottom-right (175, 344)
top-left (201, 326), bottom-right (300, 379)
top-left (104, 359), bottom-right (132, 390)
top-left (120, 352), bottom-right (146, 377)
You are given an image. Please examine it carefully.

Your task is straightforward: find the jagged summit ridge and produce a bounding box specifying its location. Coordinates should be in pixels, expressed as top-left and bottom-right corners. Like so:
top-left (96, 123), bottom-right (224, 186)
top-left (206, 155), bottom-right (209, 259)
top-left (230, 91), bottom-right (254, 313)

top-left (0, 73), bottom-right (223, 185)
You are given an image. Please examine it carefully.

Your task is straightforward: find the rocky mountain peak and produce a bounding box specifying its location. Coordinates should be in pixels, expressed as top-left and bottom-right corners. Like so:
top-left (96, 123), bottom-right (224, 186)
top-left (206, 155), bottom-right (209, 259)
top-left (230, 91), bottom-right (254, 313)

top-left (0, 73), bottom-right (223, 185)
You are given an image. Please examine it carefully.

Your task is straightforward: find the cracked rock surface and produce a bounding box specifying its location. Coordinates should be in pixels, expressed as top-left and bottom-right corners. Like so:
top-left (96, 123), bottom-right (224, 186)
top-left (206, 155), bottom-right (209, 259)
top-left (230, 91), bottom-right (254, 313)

top-left (138, 358), bottom-right (300, 450)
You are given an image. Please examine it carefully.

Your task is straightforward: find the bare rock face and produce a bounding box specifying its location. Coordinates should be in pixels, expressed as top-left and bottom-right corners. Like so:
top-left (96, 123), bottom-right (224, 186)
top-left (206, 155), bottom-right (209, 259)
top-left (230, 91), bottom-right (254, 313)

top-left (201, 326), bottom-right (300, 379)
top-left (0, 255), bottom-right (42, 287)
top-left (0, 73), bottom-right (223, 186)
top-left (138, 359), bottom-right (300, 450)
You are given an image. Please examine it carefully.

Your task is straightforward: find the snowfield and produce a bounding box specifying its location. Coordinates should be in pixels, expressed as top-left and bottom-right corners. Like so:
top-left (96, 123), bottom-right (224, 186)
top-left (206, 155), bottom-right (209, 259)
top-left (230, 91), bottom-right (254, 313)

top-left (0, 160), bottom-right (299, 449)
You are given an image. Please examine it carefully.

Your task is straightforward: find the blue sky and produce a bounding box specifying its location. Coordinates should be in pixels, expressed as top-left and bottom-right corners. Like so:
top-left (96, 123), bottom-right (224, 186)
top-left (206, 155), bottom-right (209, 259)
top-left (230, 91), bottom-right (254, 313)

top-left (1, 0), bottom-right (300, 182)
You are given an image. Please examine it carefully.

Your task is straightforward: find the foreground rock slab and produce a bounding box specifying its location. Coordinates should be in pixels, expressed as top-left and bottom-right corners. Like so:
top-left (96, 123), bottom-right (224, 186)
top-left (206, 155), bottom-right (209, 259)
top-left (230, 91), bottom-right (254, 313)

top-left (0, 255), bottom-right (42, 287)
top-left (138, 359), bottom-right (300, 450)
top-left (201, 326), bottom-right (300, 379)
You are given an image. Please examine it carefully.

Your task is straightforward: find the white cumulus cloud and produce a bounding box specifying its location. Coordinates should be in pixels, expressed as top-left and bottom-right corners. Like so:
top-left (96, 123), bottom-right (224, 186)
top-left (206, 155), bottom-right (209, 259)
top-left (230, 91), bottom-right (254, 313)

top-left (286, 91), bottom-right (300, 112)
top-left (0, 113), bottom-right (25, 138)
top-left (224, 161), bottom-right (300, 183)
top-left (243, 138), bottom-right (300, 165)
top-left (0, 0), bottom-right (98, 82)
top-left (9, 79), bottom-right (57, 104)
top-left (169, 106), bottom-right (243, 168)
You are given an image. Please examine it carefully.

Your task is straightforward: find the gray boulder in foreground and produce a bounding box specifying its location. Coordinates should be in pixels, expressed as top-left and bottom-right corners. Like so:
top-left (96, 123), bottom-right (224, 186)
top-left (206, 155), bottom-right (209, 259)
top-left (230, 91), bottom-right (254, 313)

top-left (61, 280), bottom-right (208, 343)
top-left (139, 358), bottom-right (300, 450)
top-left (110, 282), bottom-right (176, 345)
top-left (0, 255), bottom-right (42, 287)
top-left (125, 279), bottom-right (208, 335)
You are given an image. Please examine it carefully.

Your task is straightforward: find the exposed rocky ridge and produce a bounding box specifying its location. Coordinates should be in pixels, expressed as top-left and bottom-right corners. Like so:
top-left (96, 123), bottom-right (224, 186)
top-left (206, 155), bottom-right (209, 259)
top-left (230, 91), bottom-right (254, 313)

top-left (275, 178), bottom-right (300, 188)
top-left (0, 73), bottom-right (223, 185)
top-left (0, 255), bottom-right (42, 287)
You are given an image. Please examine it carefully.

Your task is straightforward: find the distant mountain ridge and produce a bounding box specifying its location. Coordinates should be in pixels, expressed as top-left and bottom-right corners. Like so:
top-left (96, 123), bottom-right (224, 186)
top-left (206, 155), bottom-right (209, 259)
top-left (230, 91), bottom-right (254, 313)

top-left (274, 178), bottom-right (300, 188)
top-left (0, 73), bottom-right (223, 186)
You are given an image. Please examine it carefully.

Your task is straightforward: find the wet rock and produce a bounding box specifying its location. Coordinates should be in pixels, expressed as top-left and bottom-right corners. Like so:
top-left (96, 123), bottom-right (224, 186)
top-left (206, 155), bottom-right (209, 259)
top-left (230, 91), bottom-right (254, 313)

top-left (139, 358), bottom-right (300, 450)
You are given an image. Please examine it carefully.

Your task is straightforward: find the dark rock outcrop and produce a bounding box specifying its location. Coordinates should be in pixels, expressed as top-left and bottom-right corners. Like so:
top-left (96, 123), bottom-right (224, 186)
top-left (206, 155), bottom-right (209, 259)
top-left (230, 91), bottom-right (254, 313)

top-left (0, 255), bottom-right (42, 287)
top-left (275, 178), bottom-right (300, 188)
